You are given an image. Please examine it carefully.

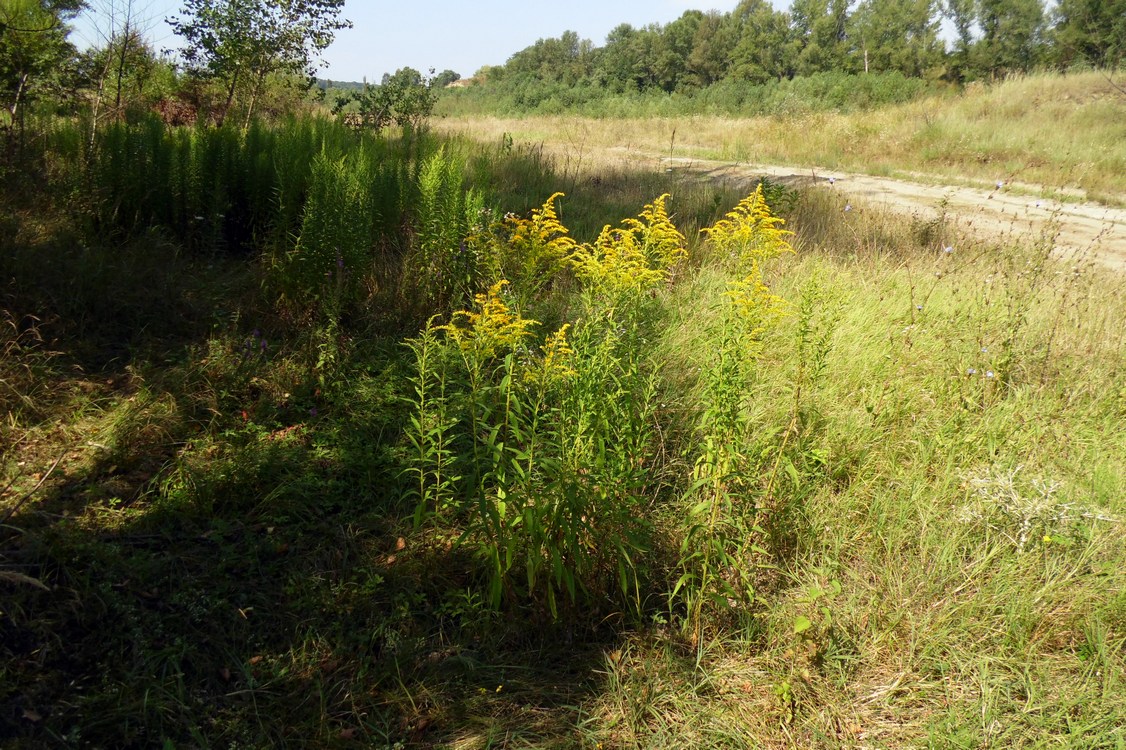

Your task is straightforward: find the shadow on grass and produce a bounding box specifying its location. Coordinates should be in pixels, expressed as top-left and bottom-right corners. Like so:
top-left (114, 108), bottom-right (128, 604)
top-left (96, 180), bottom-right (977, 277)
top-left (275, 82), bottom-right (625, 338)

top-left (0, 297), bottom-right (634, 748)
top-left (1, 360), bottom-right (626, 747)
top-left (1, 157), bottom-right (768, 748)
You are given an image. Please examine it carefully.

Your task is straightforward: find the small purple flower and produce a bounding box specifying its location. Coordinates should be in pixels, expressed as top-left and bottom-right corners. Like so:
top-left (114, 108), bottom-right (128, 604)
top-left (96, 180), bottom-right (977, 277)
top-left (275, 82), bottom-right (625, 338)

top-left (828, 177), bottom-right (835, 185)
top-left (968, 368), bottom-right (976, 375)
top-left (981, 347), bottom-right (988, 353)
top-left (916, 304), bottom-right (923, 311)
top-left (985, 370), bottom-right (994, 379)
top-left (844, 203), bottom-right (852, 212)
top-left (252, 329), bottom-right (261, 338)
top-left (336, 254), bottom-right (345, 269)
top-left (261, 339), bottom-right (268, 351)
top-left (996, 180), bottom-right (1004, 189)
top-left (943, 245), bottom-right (953, 254)
top-left (309, 407), bottom-right (318, 418)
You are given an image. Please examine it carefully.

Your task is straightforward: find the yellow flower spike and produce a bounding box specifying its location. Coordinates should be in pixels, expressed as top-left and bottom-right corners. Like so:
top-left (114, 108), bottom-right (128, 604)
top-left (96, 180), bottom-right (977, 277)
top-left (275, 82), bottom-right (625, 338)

top-left (539, 323), bottom-right (576, 383)
top-left (700, 186), bottom-right (795, 352)
top-left (502, 193), bottom-right (578, 275)
top-left (568, 194), bottom-right (687, 297)
top-left (702, 184), bottom-right (794, 270)
top-left (440, 280), bottom-right (537, 359)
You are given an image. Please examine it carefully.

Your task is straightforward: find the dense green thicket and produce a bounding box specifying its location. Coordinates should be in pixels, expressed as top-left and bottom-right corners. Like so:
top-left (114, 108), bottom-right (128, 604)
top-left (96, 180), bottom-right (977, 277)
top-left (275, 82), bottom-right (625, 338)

top-left (439, 69), bottom-right (936, 118)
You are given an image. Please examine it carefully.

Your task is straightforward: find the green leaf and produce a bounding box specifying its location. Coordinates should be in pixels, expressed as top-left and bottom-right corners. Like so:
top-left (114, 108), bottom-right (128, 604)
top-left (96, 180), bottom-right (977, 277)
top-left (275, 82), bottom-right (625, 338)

top-left (793, 615), bottom-right (813, 634)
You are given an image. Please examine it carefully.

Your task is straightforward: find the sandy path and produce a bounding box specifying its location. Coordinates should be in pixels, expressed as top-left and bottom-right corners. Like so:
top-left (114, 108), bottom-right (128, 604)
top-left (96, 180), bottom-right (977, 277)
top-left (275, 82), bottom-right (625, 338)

top-left (655, 154), bottom-right (1126, 272)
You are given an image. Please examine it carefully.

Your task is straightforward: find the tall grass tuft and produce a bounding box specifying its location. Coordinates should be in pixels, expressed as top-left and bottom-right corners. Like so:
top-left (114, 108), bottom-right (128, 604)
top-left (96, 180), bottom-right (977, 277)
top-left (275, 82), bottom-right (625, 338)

top-left (405, 148), bottom-right (486, 312)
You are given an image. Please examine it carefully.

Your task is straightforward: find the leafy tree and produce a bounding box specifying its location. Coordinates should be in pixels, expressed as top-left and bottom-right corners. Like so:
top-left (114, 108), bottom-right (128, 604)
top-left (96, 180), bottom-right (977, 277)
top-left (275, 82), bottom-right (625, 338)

top-left (505, 30), bottom-right (593, 86)
top-left (81, 0), bottom-right (170, 131)
top-left (168, 0), bottom-right (350, 126)
top-left (727, 0), bottom-right (794, 83)
top-left (943, 0), bottom-right (977, 78)
top-left (1, 0), bottom-right (81, 136)
top-left (686, 10), bottom-right (737, 87)
top-left (849, 0), bottom-right (944, 77)
top-left (790, 0), bottom-right (852, 75)
top-left (1052, 0), bottom-right (1126, 68)
top-left (594, 23), bottom-right (666, 92)
top-left (652, 10), bottom-right (701, 91)
top-left (432, 68), bottom-right (460, 88)
top-left (337, 66), bottom-right (435, 131)
top-left (976, 0), bottom-right (1046, 74)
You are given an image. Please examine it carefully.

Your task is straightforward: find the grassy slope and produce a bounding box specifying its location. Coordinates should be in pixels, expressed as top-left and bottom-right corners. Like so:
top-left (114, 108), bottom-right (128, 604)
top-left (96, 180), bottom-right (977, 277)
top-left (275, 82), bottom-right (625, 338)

top-left (2, 130), bottom-right (1124, 748)
top-left (436, 71), bottom-right (1126, 204)
top-left (594, 192), bottom-right (1126, 748)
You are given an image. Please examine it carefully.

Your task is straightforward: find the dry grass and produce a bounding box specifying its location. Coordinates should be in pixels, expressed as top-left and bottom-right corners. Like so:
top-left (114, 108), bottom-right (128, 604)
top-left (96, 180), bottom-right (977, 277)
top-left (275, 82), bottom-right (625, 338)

top-left (580, 188), bottom-right (1126, 749)
top-left (436, 71), bottom-right (1126, 204)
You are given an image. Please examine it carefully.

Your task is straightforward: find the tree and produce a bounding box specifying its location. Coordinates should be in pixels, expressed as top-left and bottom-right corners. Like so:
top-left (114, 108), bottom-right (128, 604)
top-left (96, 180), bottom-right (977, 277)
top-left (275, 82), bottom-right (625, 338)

top-left (943, 0), bottom-right (977, 79)
top-left (168, 0), bottom-right (350, 126)
top-left (790, 0), bottom-right (852, 75)
top-left (727, 0), bottom-right (794, 83)
top-left (337, 67), bottom-right (436, 132)
top-left (849, 0), bottom-right (943, 77)
top-left (652, 10), bottom-right (701, 91)
top-left (976, 0), bottom-right (1046, 75)
top-left (686, 10), bottom-right (737, 87)
top-left (432, 68), bottom-right (459, 88)
top-left (505, 30), bottom-right (593, 86)
top-left (1052, 0), bottom-right (1126, 68)
top-left (81, 0), bottom-right (171, 135)
top-left (0, 0), bottom-right (82, 137)
top-left (593, 23), bottom-right (657, 92)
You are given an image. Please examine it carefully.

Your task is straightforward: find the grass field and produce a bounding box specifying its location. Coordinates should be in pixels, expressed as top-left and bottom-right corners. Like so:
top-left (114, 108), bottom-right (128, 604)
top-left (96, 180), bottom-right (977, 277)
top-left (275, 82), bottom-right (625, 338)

top-left (2, 113), bottom-right (1124, 747)
top-left (436, 71), bottom-right (1126, 205)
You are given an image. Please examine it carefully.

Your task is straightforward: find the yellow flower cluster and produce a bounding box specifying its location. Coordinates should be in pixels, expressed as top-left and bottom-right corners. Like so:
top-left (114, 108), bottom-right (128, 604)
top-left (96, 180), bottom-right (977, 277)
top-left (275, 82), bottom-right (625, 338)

top-left (441, 281), bottom-right (536, 359)
top-left (568, 194), bottom-right (687, 297)
top-left (725, 273), bottom-right (790, 352)
top-left (536, 323), bottom-right (576, 384)
top-left (701, 184), bottom-right (794, 269)
top-left (702, 185), bottom-right (794, 349)
top-left (500, 192), bottom-right (578, 280)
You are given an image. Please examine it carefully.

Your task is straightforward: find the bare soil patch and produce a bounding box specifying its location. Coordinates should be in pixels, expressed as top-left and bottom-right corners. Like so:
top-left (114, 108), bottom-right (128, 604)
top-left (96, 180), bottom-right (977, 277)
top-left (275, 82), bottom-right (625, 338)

top-left (653, 154), bottom-right (1126, 271)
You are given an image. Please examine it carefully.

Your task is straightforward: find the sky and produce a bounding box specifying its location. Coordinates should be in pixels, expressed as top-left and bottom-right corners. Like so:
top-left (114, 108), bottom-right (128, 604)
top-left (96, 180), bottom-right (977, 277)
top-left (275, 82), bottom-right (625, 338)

top-left (71, 0), bottom-right (787, 84)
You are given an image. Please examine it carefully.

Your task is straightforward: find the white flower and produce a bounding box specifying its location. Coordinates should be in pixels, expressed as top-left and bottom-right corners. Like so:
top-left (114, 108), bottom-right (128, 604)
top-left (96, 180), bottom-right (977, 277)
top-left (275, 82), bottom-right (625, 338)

top-left (844, 203), bottom-right (852, 212)
top-left (943, 245), bottom-right (953, 254)
top-left (968, 368), bottom-right (976, 375)
top-left (986, 371), bottom-right (995, 378)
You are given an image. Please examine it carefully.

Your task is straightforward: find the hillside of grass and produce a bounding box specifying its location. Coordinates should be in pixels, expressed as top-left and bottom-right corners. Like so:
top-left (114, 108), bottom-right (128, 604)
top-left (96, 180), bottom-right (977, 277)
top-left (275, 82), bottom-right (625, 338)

top-left (2, 116), bottom-right (1124, 748)
top-left (436, 71), bottom-right (1126, 204)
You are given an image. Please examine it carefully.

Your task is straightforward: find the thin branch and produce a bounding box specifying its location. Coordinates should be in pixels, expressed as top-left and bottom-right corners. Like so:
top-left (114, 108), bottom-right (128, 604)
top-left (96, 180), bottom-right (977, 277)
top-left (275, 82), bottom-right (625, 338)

top-left (1102, 70), bottom-right (1126, 100)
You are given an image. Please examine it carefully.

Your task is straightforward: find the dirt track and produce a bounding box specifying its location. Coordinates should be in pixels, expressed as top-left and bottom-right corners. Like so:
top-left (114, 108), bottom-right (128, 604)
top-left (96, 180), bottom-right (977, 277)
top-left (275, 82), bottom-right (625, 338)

top-left (656, 155), bottom-right (1126, 272)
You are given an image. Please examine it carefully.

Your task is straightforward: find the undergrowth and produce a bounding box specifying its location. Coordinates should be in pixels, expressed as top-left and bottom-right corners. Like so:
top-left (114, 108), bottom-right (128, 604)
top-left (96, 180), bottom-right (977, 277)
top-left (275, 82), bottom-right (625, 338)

top-left (2, 116), bottom-right (1124, 748)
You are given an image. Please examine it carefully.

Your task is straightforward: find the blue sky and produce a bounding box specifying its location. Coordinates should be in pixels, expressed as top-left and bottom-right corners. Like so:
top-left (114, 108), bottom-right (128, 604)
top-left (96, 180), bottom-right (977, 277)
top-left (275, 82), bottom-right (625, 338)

top-left (73, 0), bottom-right (785, 83)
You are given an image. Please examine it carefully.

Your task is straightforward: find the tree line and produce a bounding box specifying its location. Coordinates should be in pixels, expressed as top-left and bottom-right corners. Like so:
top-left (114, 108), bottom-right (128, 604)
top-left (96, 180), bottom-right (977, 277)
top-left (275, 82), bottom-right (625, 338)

top-left (2, 0), bottom-right (1123, 149)
top-left (474, 0), bottom-right (1123, 94)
